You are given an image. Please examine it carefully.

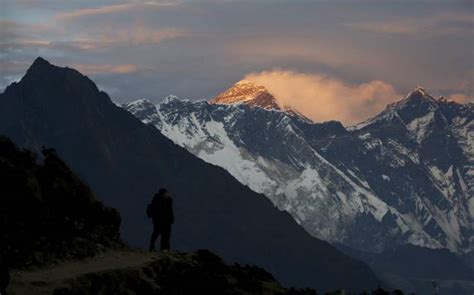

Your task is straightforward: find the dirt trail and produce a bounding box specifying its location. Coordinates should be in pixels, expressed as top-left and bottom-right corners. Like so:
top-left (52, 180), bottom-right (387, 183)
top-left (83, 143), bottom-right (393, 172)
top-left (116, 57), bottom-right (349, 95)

top-left (8, 250), bottom-right (157, 295)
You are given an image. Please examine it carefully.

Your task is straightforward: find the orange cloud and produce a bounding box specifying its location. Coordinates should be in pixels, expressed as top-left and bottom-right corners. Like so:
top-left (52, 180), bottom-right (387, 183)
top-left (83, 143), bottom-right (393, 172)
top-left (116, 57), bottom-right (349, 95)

top-left (448, 72), bottom-right (474, 103)
top-left (65, 27), bottom-right (187, 50)
top-left (245, 70), bottom-right (401, 125)
top-left (56, 4), bottom-right (133, 20)
top-left (98, 27), bottom-right (186, 47)
top-left (449, 93), bottom-right (473, 104)
top-left (71, 63), bottom-right (140, 74)
top-left (55, 2), bottom-right (178, 21)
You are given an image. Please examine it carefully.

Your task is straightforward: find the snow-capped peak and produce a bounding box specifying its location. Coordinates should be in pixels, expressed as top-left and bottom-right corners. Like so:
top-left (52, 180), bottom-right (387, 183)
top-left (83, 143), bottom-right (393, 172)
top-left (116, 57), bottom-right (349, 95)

top-left (163, 95), bottom-right (188, 104)
top-left (210, 79), bottom-right (312, 122)
top-left (437, 96), bottom-right (449, 103)
top-left (210, 79), bottom-right (281, 110)
top-left (409, 86), bottom-right (430, 98)
top-left (122, 98), bottom-right (154, 110)
top-left (122, 99), bottom-right (158, 124)
top-left (234, 79), bottom-right (255, 86)
top-left (395, 87), bottom-right (440, 116)
top-left (349, 87), bottom-right (441, 131)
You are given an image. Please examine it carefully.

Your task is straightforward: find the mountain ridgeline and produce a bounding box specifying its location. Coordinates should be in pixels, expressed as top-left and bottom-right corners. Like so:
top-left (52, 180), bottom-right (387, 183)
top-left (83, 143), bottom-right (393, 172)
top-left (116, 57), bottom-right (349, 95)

top-left (0, 57), bottom-right (380, 291)
top-left (125, 82), bottom-right (473, 255)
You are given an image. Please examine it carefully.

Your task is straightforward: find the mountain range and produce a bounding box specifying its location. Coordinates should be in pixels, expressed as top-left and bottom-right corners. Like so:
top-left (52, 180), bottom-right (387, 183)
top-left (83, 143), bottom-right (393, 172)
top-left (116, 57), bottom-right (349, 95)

top-left (0, 135), bottom-right (321, 295)
top-left (124, 80), bottom-right (473, 255)
top-left (0, 57), bottom-right (379, 292)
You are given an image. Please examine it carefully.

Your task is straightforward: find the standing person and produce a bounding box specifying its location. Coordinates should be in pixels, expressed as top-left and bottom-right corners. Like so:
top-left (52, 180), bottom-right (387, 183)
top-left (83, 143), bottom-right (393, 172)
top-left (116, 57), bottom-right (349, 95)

top-left (432, 280), bottom-right (438, 295)
top-left (147, 188), bottom-right (174, 252)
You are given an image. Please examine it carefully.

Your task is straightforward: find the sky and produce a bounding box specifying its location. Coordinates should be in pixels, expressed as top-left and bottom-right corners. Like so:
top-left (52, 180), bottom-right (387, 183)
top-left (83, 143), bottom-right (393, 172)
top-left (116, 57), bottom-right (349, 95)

top-left (1, 0), bottom-right (473, 124)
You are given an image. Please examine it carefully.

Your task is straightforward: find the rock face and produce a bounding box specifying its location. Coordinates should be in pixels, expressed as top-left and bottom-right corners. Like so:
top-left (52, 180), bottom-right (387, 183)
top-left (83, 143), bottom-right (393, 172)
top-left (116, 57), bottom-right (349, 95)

top-left (0, 57), bottom-right (380, 291)
top-left (0, 136), bottom-right (122, 268)
top-left (124, 86), bottom-right (473, 254)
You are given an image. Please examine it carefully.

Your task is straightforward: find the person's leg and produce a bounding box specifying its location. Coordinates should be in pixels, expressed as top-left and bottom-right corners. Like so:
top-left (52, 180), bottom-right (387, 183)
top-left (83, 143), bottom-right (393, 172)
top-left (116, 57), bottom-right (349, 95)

top-left (160, 224), bottom-right (171, 251)
top-left (149, 223), bottom-right (160, 251)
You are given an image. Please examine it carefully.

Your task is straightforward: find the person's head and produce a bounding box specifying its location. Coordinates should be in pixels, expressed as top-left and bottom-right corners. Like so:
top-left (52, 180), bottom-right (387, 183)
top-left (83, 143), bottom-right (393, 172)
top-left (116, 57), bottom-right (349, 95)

top-left (158, 188), bottom-right (167, 196)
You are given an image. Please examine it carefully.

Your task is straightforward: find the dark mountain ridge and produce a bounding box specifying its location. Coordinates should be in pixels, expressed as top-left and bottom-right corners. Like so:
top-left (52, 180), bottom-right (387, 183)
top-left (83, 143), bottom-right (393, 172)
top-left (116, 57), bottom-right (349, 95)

top-left (0, 57), bottom-right (379, 291)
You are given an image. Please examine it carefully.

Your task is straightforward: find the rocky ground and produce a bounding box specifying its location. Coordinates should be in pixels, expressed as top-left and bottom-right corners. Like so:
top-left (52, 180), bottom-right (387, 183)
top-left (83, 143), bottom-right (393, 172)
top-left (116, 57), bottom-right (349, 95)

top-left (8, 249), bottom-right (317, 295)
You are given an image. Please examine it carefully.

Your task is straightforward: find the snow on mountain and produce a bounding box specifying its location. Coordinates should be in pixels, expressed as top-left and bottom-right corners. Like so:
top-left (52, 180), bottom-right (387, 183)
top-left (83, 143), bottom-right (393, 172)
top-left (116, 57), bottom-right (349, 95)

top-left (210, 79), bottom-right (312, 122)
top-left (210, 80), bottom-right (281, 110)
top-left (123, 87), bottom-right (473, 254)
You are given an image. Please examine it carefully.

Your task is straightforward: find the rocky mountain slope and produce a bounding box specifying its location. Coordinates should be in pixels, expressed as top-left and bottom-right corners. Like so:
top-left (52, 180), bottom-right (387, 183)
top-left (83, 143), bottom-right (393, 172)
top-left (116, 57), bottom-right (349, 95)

top-left (0, 136), bottom-right (122, 269)
top-left (0, 57), bottom-right (380, 292)
top-left (124, 84), bottom-right (473, 255)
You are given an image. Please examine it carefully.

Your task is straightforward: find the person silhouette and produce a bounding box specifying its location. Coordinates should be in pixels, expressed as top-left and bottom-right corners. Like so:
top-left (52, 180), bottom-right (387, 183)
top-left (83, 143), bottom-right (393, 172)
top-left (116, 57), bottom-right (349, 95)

top-left (148, 188), bottom-right (174, 252)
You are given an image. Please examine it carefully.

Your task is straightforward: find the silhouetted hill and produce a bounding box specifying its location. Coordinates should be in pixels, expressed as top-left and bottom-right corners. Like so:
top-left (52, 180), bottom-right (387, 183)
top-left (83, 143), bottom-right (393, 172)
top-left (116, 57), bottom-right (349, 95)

top-left (0, 138), bottom-right (329, 295)
top-left (0, 57), bottom-right (379, 291)
top-left (0, 136), bottom-right (122, 268)
top-left (9, 249), bottom-right (321, 295)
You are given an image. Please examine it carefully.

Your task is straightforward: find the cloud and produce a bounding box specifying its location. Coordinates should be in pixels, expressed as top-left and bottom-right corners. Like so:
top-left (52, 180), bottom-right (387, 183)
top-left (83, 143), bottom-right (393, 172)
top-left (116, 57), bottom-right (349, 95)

top-left (63, 27), bottom-right (188, 50)
top-left (449, 93), bottom-right (473, 104)
top-left (71, 63), bottom-right (141, 74)
top-left (52, 2), bottom-right (189, 51)
top-left (0, 60), bottom-right (31, 90)
top-left (1, 1), bottom-right (471, 104)
top-left (447, 72), bottom-right (474, 103)
top-left (347, 12), bottom-right (474, 36)
top-left (55, 4), bottom-right (134, 20)
top-left (245, 70), bottom-right (401, 125)
top-left (347, 22), bottom-right (419, 35)
top-left (0, 19), bottom-right (53, 43)
top-left (0, 27), bottom-right (187, 53)
top-left (0, 60), bottom-right (31, 73)
top-left (55, 2), bottom-right (179, 21)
